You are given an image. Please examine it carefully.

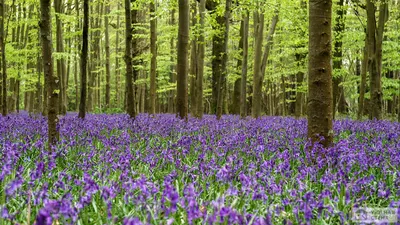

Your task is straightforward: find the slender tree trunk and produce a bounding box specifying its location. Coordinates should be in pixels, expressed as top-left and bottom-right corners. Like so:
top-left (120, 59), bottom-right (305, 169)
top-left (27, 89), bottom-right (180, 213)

top-left (0, 0), bottom-right (6, 116)
top-left (332, 0), bottom-right (345, 119)
top-left (357, 31), bottom-right (368, 120)
top-left (40, 0), bottom-right (59, 150)
top-left (176, 0), bottom-right (189, 120)
top-left (189, 1), bottom-right (197, 116)
top-left (216, 0), bottom-right (231, 119)
top-left (307, 0), bottom-right (333, 147)
top-left (115, 3), bottom-right (120, 108)
top-left (150, 0), bottom-right (157, 114)
top-left (252, 11), bottom-right (264, 118)
top-left (54, 0), bottom-right (67, 115)
top-left (125, 0), bottom-right (135, 118)
top-left (240, 12), bottom-right (249, 118)
top-left (195, 0), bottom-right (205, 119)
top-left (233, 18), bottom-right (244, 115)
top-left (79, 0), bottom-right (89, 119)
top-left (260, 9), bottom-right (279, 78)
top-left (104, 3), bottom-right (111, 109)
top-left (168, 9), bottom-right (176, 114)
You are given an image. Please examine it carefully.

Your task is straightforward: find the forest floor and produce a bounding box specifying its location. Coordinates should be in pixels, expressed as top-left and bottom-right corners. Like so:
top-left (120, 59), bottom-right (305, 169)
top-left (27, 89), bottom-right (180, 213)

top-left (0, 113), bottom-right (399, 224)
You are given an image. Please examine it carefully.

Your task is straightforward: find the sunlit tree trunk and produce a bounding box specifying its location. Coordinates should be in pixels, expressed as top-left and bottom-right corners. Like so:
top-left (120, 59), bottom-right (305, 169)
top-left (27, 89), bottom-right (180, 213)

top-left (150, 0), bottom-right (157, 114)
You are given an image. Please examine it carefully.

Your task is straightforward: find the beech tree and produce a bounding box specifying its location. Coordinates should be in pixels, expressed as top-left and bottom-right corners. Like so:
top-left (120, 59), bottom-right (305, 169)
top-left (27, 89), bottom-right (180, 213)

top-left (125, 0), bottom-right (135, 118)
top-left (307, 0), bottom-right (333, 147)
top-left (176, 0), bottom-right (189, 120)
top-left (79, 0), bottom-right (89, 119)
top-left (40, 0), bottom-right (59, 150)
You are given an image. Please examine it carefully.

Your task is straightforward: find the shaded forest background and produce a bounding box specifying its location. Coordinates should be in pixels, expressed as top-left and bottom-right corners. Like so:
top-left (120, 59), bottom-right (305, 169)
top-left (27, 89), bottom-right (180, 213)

top-left (0, 0), bottom-right (399, 121)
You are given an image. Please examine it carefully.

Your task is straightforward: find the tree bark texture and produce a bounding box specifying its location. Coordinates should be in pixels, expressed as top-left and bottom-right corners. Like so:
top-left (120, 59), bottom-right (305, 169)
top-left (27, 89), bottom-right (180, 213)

top-left (252, 11), bottom-right (264, 118)
top-left (307, 0), bottom-right (333, 147)
top-left (40, 0), bottom-right (59, 150)
top-left (176, 0), bottom-right (189, 120)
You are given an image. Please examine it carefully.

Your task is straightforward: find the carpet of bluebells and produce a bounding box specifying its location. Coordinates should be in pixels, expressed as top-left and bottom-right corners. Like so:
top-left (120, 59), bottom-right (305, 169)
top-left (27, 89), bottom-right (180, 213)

top-left (0, 113), bottom-right (400, 225)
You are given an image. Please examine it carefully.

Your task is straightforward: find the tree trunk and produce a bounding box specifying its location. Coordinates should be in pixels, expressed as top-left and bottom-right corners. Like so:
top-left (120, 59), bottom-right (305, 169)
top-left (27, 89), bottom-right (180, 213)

top-left (79, 0), bottom-right (89, 119)
top-left (367, 0), bottom-right (388, 120)
top-left (0, 0), bottom-right (6, 116)
top-left (252, 11), bottom-right (264, 118)
top-left (125, 0), bottom-right (135, 118)
top-left (150, 0), bottom-right (157, 114)
top-left (260, 9), bottom-right (279, 78)
top-left (40, 0), bottom-right (59, 150)
top-left (115, 3), bottom-right (120, 108)
top-left (240, 12), bottom-right (249, 119)
top-left (332, 0), bottom-right (346, 119)
top-left (177, 0), bottom-right (189, 120)
top-left (105, 3), bottom-right (111, 109)
top-left (54, 0), bottom-right (67, 115)
top-left (215, 0), bottom-right (231, 120)
top-left (233, 18), bottom-right (244, 115)
top-left (168, 9), bottom-right (176, 114)
top-left (357, 31), bottom-right (368, 120)
top-left (189, 1), bottom-right (197, 116)
top-left (307, 0), bottom-right (333, 147)
top-left (195, 0), bottom-right (205, 119)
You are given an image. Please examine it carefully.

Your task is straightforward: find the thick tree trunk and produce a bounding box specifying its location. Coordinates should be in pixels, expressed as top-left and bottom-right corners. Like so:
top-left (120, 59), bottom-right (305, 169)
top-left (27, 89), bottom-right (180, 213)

top-left (240, 12), bottom-right (249, 119)
top-left (195, 0), bottom-right (205, 119)
top-left (79, 0), bottom-right (89, 119)
top-left (40, 0), bottom-right (59, 150)
top-left (0, 0), bottom-right (6, 116)
top-left (105, 4), bottom-right (111, 109)
top-left (125, 0), bottom-right (135, 118)
top-left (307, 0), bottom-right (333, 147)
top-left (150, 0), bottom-right (157, 114)
top-left (176, 0), bottom-right (189, 120)
top-left (367, 0), bottom-right (388, 120)
top-left (252, 11), bottom-right (264, 118)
